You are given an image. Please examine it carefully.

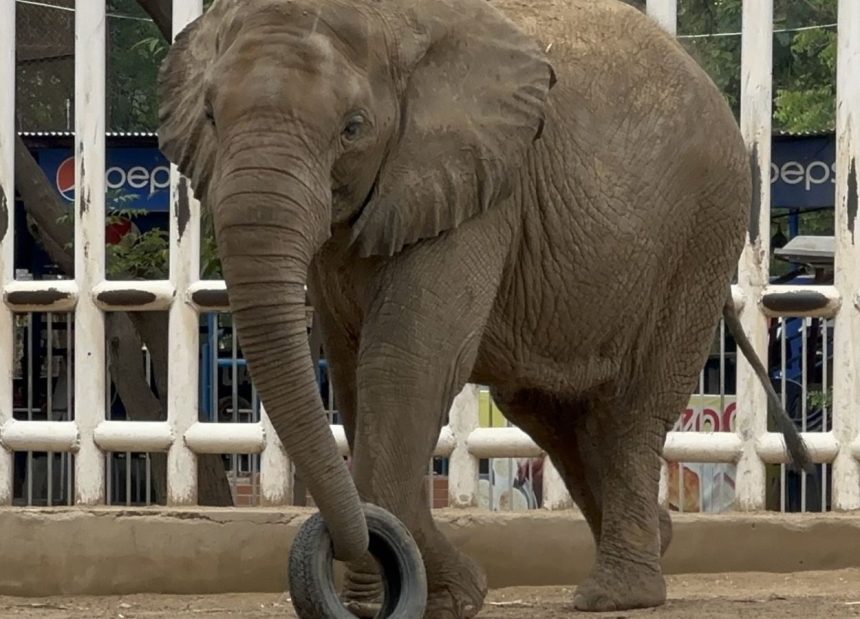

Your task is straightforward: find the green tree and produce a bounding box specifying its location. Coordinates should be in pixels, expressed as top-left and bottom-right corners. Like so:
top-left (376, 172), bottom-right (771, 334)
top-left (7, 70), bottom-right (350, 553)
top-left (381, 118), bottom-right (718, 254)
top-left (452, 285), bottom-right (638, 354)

top-left (678, 0), bottom-right (837, 134)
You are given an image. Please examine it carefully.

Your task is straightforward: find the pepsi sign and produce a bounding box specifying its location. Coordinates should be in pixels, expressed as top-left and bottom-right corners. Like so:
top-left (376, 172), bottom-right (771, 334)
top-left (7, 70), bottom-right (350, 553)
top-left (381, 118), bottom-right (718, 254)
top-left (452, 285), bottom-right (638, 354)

top-left (38, 147), bottom-right (171, 212)
top-left (771, 135), bottom-right (836, 210)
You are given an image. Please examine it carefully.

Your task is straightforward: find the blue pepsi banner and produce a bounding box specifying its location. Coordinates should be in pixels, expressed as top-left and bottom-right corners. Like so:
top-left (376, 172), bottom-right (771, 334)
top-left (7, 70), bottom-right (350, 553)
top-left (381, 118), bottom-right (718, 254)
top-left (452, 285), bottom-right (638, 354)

top-left (771, 135), bottom-right (835, 210)
top-left (33, 135), bottom-right (836, 213)
top-left (37, 147), bottom-right (171, 212)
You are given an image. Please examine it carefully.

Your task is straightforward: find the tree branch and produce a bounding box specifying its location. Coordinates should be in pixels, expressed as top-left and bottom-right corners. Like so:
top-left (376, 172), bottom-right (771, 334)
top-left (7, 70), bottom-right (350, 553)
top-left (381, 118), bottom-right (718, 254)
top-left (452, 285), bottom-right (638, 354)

top-left (136, 0), bottom-right (173, 42)
top-left (14, 134), bottom-right (74, 274)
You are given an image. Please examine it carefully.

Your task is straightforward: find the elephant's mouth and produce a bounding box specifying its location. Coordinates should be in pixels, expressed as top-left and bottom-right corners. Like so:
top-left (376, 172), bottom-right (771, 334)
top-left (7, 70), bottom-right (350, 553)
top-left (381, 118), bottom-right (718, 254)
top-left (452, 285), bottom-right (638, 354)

top-left (347, 173), bottom-right (380, 227)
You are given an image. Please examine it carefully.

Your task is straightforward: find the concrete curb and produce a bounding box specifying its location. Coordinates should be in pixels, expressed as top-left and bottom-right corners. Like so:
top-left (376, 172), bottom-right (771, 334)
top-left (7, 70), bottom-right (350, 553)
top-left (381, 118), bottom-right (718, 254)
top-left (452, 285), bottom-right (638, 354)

top-left (1, 507), bottom-right (858, 596)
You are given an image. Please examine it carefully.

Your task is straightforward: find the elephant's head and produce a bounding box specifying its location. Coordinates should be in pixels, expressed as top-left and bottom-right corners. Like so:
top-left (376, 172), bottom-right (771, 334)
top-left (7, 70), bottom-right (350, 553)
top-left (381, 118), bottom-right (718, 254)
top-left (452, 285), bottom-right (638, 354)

top-left (157, 0), bottom-right (554, 561)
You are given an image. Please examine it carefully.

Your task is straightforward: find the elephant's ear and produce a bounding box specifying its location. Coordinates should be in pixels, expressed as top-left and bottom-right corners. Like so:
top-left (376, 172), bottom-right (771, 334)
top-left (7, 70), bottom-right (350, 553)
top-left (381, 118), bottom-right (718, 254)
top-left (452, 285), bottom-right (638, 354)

top-left (157, 1), bottom-right (239, 205)
top-left (349, 0), bottom-right (555, 257)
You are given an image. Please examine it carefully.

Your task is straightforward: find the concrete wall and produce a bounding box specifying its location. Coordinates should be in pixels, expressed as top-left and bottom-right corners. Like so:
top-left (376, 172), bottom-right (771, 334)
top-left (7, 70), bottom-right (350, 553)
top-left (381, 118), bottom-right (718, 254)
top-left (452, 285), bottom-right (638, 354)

top-left (1, 507), bottom-right (859, 596)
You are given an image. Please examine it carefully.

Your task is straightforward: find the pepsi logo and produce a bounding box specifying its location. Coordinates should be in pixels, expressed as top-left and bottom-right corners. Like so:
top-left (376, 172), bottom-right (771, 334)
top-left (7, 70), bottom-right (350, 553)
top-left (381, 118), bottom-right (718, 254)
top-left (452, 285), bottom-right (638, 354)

top-left (55, 156), bottom-right (76, 202)
top-left (54, 156), bottom-right (171, 203)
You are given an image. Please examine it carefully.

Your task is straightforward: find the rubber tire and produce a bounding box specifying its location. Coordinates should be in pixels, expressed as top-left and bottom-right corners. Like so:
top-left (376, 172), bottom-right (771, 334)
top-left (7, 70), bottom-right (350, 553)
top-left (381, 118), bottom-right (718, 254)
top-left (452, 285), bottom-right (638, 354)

top-left (288, 503), bottom-right (427, 618)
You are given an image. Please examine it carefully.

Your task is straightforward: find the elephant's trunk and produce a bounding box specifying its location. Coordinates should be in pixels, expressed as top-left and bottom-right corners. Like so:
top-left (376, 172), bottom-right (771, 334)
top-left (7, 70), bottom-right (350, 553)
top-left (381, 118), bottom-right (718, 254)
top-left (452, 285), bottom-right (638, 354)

top-left (212, 151), bottom-right (367, 562)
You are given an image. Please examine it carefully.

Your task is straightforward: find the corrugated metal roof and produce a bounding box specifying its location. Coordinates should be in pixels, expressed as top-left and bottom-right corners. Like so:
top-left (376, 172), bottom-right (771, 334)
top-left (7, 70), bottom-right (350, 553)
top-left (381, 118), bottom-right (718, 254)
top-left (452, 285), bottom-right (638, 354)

top-left (773, 128), bottom-right (835, 138)
top-left (18, 131), bottom-right (158, 137)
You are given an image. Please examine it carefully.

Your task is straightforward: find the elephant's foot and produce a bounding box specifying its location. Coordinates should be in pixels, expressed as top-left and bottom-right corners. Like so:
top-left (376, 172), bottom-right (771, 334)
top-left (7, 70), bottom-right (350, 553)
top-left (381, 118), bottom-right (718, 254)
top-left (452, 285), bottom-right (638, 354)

top-left (573, 555), bottom-right (666, 612)
top-left (423, 548), bottom-right (487, 619)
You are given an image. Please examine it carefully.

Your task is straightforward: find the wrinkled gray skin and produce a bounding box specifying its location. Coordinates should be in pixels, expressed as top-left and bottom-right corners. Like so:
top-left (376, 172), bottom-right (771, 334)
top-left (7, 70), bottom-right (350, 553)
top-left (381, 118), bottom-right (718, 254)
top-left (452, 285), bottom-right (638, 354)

top-left (157, 0), bottom-right (809, 615)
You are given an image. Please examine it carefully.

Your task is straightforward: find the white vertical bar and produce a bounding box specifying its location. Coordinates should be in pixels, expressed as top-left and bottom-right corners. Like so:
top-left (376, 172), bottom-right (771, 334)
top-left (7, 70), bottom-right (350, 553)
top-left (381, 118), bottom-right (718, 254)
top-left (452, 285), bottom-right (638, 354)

top-left (73, 0), bottom-right (106, 504)
top-left (260, 403), bottom-right (293, 505)
top-left (734, 0), bottom-right (773, 511)
top-left (448, 384), bottom-right (480, 507)
top-left (541, 458), bottom-right (573, 510)
top-left (0, 0), bottom-right (15, 505)
top-left (831, 0), bottom-right (860, 511)
top-left (646, 0), bottom-right (677, 36)
top-left (166, 0), bottom-right (204, 505)
top-left (658, 460), bottom-right (669, 508)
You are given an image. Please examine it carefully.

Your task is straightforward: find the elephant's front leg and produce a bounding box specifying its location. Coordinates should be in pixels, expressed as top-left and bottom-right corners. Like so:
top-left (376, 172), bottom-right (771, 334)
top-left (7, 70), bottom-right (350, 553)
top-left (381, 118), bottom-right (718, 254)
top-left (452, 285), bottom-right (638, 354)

top-left (349, 240), bottom-right (505, 619)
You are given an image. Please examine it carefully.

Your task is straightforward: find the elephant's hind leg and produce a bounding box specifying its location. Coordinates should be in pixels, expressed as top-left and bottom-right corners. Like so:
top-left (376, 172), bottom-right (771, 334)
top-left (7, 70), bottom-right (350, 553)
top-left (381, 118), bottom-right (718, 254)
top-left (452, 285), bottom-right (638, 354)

top-left (489, 388), bottom-right (603, 534)
top-left (571, 283), bottom-right (726, 610)
top-left (567, 393), bottom-right (676, 612)
top-left (491, 387), bottom-right (674, 561)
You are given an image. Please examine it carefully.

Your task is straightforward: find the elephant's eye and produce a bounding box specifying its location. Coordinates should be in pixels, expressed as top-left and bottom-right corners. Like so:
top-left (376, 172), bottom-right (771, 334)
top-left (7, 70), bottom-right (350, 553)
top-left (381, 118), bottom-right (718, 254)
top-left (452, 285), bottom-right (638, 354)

top-left (341, 114), bottom-right (365, 143)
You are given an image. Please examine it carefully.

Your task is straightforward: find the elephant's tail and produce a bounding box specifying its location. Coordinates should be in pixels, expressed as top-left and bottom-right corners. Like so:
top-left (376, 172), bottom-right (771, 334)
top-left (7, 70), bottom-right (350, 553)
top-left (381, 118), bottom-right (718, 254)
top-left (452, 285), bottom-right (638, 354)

top-left (722, 292), bottom-right (815, 475)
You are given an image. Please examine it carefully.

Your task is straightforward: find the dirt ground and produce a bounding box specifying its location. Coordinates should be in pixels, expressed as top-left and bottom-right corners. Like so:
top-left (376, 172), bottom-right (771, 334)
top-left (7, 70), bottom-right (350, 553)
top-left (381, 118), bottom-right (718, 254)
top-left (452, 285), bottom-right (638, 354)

top-left (1, 569), bottom-right (859, 618)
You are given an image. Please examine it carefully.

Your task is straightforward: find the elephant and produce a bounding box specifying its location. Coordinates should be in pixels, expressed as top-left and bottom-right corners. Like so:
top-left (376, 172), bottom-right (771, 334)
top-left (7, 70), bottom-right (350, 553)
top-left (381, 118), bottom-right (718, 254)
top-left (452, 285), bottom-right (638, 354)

top-left (156, 0), bottom-right (812, 615)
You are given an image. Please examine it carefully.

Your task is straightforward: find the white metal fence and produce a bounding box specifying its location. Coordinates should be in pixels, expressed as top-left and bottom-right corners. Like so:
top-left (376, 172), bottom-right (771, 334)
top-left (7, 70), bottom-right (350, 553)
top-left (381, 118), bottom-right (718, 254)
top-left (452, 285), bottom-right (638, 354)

top-left (1, 0), bottom-right (859, 515)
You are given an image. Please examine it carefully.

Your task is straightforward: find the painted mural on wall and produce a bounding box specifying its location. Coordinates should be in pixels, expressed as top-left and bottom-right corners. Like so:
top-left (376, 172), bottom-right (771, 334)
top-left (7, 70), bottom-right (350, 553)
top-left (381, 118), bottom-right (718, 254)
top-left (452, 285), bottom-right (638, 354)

top-left (667, 395), bottom-right (737, 513)
top-left (477, 388), bottom-right (740, 512)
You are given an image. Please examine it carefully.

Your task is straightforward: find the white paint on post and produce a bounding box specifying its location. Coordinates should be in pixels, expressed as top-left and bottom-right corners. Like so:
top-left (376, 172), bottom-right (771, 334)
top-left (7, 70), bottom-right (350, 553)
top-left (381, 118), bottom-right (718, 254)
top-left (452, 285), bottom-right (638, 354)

top-left (646, 0), bottom-right (677, 36)
top-left (74, 0), bottom-right (107, 505)
top-left (166, 0), bottom-right (204, 505)
top-left (260, 404), bottom-right (292, 505)
top-left (831, 0), bottom-right (860, 510)
top-left (447, 384), bottom-right (480, 507)
top-left (734, 0), bottom-right (773, 511)
top-left (0, 0), bottom-right (15, 505)
top-left (541, 457), bottom-right (573, 510)
top-left (434, 426), bottom-right (456, 457)
top-left (658, 461), bottom-right (669, 508)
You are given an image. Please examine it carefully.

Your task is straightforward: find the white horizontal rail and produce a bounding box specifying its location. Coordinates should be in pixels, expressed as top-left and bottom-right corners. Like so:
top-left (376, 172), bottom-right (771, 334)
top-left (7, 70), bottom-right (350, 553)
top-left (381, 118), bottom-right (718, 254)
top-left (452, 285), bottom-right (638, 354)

top-left (91, 280), bottom-right (175, 311)
top-left (6, 280), bottom-right (843, 320)
top-left (3, 279), bottom-right (78, 312)
top-left (663, 432), bottom-right (742, 463)
top-left (467, 427), bottom-right (543, 458)
top-left (0, 420), bottom-right (847, 464)
top-left (184, 422), bottom-right (265, 455)
top-left (757, 432), bottom-right (840, 464)
top-left (94, 421), bottom-right (173, 452)
top-left (759, 284), bottom-right (842, 318)
top-left (0, 420), bottom-right (79, 452)
top-left (0, 279), bottom-right (837, 319)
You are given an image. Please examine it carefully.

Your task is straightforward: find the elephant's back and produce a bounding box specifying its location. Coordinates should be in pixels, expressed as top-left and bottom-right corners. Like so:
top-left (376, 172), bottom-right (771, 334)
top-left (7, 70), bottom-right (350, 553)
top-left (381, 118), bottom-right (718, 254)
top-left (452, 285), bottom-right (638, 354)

top-left (490, 0), bottom-right (728, 126)
top-left (478, 0), bottom-right (750, 387)
top-left (493, 0), bottom-right (748, 237)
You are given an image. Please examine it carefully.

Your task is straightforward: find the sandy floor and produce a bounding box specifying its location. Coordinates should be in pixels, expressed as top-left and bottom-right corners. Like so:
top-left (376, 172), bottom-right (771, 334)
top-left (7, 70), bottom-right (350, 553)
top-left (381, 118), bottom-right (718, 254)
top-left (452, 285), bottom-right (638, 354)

top-left (2, 569), bottom-right (859, 618)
